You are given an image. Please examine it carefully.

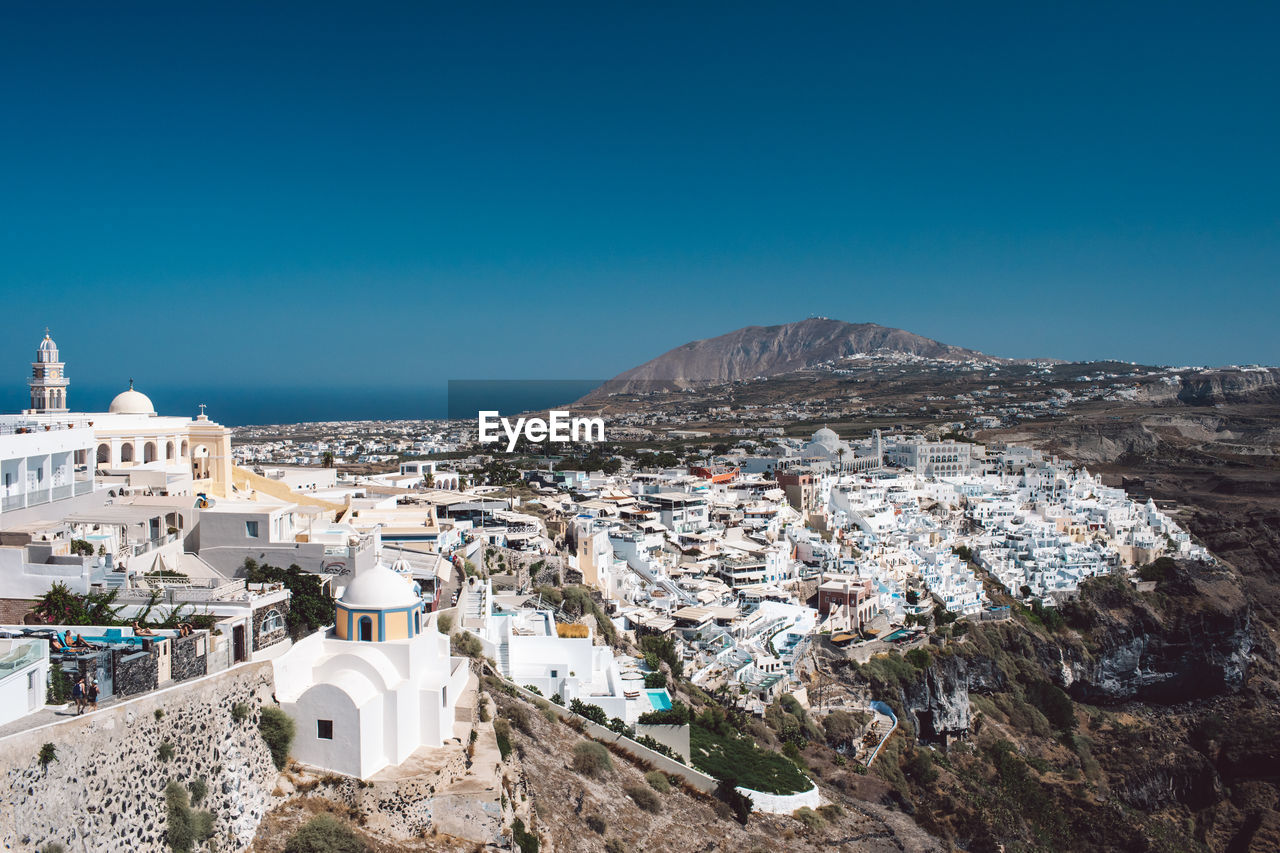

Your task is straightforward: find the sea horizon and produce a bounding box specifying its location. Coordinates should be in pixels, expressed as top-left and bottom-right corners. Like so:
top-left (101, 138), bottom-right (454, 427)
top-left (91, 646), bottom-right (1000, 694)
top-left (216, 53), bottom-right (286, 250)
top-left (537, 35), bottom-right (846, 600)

top-left (0, 380), bottom-right (602, 428)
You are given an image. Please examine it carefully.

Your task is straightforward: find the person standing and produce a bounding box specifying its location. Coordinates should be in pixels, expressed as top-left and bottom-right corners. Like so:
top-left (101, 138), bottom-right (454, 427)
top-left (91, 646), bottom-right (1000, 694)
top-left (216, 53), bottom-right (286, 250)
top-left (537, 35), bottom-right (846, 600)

top-left (71, 677), bottom-right (85, 715)
top-left (88, 678), bottom-right (100, 711)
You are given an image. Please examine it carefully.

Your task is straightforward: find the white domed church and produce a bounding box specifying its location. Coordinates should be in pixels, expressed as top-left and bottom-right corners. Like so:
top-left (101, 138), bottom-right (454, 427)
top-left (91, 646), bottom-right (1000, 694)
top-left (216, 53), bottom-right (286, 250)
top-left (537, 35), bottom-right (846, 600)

top-left (271, 561), bottom-right (469, 779)
top-left (19, 330), bottom-right (234, 498)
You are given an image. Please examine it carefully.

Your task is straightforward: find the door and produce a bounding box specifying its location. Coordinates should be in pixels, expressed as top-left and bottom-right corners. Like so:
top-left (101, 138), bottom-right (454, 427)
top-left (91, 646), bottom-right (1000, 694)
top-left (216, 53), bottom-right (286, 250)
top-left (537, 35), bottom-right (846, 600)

top-left (233, 624), bottom-right (246, 662)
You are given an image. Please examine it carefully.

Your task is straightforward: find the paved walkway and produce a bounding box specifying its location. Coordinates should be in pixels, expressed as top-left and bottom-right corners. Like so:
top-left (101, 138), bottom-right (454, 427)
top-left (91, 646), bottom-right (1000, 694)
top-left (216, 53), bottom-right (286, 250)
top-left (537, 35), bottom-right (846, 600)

top-left (0, 696), bottom-right (124, 741)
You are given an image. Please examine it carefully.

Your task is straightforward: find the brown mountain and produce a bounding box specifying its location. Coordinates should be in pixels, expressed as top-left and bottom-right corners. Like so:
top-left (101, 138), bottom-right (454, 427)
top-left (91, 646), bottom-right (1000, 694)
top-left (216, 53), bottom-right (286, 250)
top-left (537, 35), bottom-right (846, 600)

top-left (594, 317), bottom-right (996, 394)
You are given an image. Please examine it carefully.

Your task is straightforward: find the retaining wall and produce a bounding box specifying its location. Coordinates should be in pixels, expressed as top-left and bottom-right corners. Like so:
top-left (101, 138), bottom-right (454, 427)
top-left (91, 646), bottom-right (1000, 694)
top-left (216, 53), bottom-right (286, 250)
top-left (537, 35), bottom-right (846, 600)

top-left (0, 662), bottom-right (279, 852)
top-left (509, 682), bottom-right (719, 794)
top-left (735, 782), bottom-right (821, 814)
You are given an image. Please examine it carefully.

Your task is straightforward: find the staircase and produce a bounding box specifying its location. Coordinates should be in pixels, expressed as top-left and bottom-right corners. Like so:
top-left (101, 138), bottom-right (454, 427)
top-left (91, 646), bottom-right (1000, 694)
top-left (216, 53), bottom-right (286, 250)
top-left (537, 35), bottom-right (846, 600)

top-left (497, 640), bottom-right (510, 678)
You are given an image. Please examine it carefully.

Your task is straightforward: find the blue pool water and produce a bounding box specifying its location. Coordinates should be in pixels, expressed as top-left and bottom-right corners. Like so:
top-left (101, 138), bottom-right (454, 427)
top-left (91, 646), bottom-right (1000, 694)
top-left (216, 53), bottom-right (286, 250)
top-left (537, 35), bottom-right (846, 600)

top-left (884, 629), bottom-right (910, 641)
top-left (646, 690), bottom-right (673, 711)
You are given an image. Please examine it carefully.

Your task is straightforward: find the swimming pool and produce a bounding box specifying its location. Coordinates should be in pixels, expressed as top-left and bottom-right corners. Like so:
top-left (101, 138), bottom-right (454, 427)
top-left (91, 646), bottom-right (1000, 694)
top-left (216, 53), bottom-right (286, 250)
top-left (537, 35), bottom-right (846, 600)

top-left (646, 690), bottom-right (673, 711)
top-left (883, 628), bottom-right (911, 642)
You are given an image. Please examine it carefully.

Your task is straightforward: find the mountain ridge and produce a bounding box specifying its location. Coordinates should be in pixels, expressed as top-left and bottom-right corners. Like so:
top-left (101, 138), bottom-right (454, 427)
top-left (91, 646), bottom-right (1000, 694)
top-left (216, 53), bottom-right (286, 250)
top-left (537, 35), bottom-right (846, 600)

top-left (594, 317), bottom-right (998, 394)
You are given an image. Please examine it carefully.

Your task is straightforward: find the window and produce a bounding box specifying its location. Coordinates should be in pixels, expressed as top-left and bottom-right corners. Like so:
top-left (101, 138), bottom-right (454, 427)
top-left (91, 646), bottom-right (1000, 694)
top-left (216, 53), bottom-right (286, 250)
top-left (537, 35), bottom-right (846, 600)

top-left (245, 521), bottom-right (260, 538)
top-left (358, 616), bottom-right (373, 642)
top-left (550, 669), bottom-right (558, 678)
top-left (260, 609), bottom-right (284, 635)
top-left (317, 719), bottom-right (333, 740)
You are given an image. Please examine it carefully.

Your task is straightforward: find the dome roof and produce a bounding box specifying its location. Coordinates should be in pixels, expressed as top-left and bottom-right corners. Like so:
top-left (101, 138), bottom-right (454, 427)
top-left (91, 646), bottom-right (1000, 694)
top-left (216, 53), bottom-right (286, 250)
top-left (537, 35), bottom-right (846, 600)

top-left (340, 564), bottom-right (421, 609)
top-left (109, 381), bottom-right (156, 415)
top-left (811, 427), bottom-right (840, 448)
top-left (38, 334), bottom-right (57, 352)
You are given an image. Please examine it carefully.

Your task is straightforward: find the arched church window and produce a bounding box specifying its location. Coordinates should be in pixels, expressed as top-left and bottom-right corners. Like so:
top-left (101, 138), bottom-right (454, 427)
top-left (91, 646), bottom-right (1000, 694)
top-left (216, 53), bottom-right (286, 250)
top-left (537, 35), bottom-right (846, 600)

top-left (180, 440), bottom-right (189, 457)
top-left (121, 443), bottom-right (134, 463)
top-left (97, 444), bottom-right (110, 464)
top-left (414, 609), bottom-right (421, 635)
top-left (166, 441), bottom-right (175, 460)
top-left (260, 609), bottom-right (285, 635)
top-left (358, 616), bottom-right (373, 642)
top-left (144, 442), bottom-right (157, 463)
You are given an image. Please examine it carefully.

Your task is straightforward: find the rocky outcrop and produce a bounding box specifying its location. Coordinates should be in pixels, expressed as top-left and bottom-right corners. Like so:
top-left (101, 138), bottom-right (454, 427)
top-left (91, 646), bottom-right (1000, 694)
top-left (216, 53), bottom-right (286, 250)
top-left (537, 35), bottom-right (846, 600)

top-left (592, 318), bottom-right (996, 393)
top-left (901, 654), bottom-right (971, 743)
top-left (1051, 562), bottom-right (1254, 704)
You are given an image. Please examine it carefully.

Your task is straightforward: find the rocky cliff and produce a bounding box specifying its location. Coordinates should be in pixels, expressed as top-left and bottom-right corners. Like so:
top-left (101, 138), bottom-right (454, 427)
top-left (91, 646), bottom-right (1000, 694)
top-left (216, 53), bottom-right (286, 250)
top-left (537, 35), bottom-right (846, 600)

top-left (1050, 563), bottom-right (1254, 704)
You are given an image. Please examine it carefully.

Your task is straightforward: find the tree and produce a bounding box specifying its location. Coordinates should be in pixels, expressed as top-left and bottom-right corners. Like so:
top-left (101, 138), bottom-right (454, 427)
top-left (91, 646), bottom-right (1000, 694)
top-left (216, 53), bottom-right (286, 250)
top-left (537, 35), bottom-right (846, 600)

top-left (321, 451), bottom-right (335, 469)
top-left (244, 560), bottom-right (334, 640)
top-left (31, 583), bottom-right (122, 626)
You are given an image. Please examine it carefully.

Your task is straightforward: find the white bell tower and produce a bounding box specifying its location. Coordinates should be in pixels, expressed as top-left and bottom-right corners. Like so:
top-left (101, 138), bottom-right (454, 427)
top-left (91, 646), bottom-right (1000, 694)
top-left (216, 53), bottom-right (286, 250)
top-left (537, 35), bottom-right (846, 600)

top-left (28, 329), bottom-right (70, 413)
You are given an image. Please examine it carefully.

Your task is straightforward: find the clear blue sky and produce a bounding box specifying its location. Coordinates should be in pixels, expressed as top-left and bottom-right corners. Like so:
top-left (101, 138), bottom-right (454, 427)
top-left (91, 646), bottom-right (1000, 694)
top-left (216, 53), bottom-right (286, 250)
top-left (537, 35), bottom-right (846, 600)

top-left (3, 2), bottom-right (1278, 411)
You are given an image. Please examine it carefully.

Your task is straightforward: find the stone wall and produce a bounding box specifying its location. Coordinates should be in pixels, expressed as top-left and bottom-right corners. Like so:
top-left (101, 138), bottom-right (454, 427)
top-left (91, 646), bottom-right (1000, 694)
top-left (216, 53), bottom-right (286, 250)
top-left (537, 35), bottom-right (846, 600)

top-left (171, 633), bottom-right (209, 682)
top-left (0, 598), bottom-right (35, 624)
top-left (0, 662), bottom-right (279, 852)
top-left (113, 648), bottom-right (159, 697)
top-left (252, 600), bottom-right (290, 652)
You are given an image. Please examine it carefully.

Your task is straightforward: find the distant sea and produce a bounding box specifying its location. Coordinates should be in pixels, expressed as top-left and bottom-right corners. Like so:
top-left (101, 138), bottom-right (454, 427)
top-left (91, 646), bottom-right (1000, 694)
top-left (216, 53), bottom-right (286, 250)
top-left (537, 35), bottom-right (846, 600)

top-left (0, 380), bottom-right (602, 428)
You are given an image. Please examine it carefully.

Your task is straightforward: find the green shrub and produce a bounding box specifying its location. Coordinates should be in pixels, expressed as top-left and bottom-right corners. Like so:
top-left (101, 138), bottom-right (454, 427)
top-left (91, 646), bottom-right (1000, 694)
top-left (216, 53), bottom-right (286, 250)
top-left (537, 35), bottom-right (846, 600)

top-left (155, 709), bottom-right (165, 721)
top-left (504, 701), bottom-right (532, 735)
top-left (231, 702), bottom-right (251, 724)
top-left (793, 806), bottom-right (824, 830)
top-left (38, 742), bottom-right (57, 773)
top-left (643, 671), bottom-right (667, 689)
top-left (624, 782), bottom-right (662, 813)
top-left (523, 684), bottom-right (543, 696)
top-left (493, 718), bottom-right (513, 760)
top-left (46, 671), bottom-right (69, 705)
top-left (714, 779), bottom-right (752, 825)
top-left (817, 803), bottom-right (844, 820)
top-left (586, 815), bottom-right (606, 834)
top-left (690, 723), bottom-right (810, 795)
top-left (188, 777), bottom-right (208, 805)
top-left (259, 706), bottom-right (296, 770)
top-left (511, 817), bottom-right (539, 853)
top-left (283, 813), bottom-right (368, 853)
top-left (572, 741), bottom-right (612, 778)
top-left (637, 702), bottom-right (690, 726)
top-left (640, 768), bottom-right (670, 794)
top-left (604, 839), bottom-right (628, 853)
top-left (905, 647), bottom-right (932, 670)
top-left (569, 699), bottom-right (608, 725)
top-left (1023, 680), bottom-right (1076, 732)
top-left (904, 749), bottom-right (938, 784)
top-left (39, 843), bottom-right (66, 853)
top-left (165, 779), bottom-right (215, 853)
top-left (550, 693), bottom-right (564, 706)
top-left (158, 741), bottom-right (176, 762)
top-left (451, 631), bottom-right (484, 658)
top-left (478, 702), bottom-right (491, 723)
top-left (436, 612), bottom-right (453, 634)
